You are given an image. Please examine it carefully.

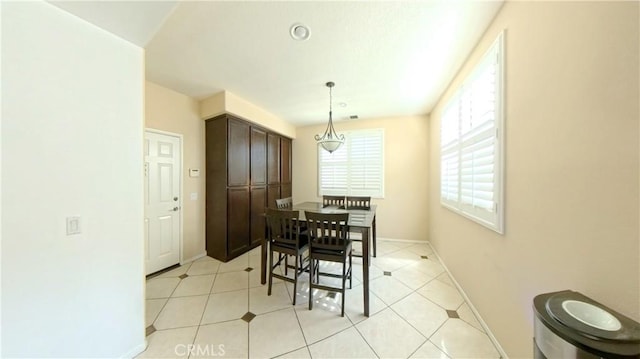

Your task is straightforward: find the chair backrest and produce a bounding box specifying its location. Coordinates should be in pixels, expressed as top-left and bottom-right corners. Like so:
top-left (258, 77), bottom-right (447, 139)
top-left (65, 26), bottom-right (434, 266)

top-left (275, 197), bottom-right (293, 209)
top-left (322, 195), bottom-right (345, 208)
top-left (266, 208), bottom-right (302, 247)
top-left (346, 196), bottom-right (371, 210)
top-left (305, 211), bottom-right (349, 250)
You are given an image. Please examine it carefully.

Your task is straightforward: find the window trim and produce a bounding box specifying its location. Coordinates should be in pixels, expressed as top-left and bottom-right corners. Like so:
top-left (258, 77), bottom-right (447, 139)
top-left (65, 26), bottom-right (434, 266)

top-left (317, 128), bottom-right (385, 199)
top-left (440, 31), bottom-right (505, 234)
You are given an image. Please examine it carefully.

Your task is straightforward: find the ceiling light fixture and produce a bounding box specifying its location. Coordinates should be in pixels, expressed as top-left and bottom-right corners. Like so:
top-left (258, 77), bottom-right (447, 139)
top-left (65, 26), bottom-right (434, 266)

top-left (315, 81), bottom-right (345, 153)
top-left (290, 23), bottom-right (310, 41)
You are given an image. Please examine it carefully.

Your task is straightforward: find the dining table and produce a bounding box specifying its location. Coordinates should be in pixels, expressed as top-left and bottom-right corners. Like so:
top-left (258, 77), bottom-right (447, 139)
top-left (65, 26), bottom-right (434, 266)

top-left (260, 201), bottom-right (377, 316)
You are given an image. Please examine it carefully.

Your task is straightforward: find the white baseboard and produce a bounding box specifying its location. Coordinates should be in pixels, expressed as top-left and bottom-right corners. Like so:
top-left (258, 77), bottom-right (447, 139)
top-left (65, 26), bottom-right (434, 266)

top-left (377, 237), bottom-right (429, 244)
top-left (120, 340), bottom-right (147, 359)
top-left (181, 251), bottom-right (207, 265)
top-left (427, 241), bottom-right (509, 359)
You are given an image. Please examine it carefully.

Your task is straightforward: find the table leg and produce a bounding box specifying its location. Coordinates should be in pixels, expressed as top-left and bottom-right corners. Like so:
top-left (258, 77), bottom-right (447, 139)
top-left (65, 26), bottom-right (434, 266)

top-left (373, 215), bottom-right (377, 258)
top-left (362, 227), bottom-right (370, 317)
top-left (261, 238), bottom-right (267, 285)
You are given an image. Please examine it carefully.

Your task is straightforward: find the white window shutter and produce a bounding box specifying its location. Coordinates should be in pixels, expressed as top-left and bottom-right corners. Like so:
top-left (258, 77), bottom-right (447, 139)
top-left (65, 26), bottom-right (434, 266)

top-left (440, 32), bottom-right (504, 233)
top-left (318, 129), bottom-right (384, 198)
top-left (319, 143), bottom-right (348, 195)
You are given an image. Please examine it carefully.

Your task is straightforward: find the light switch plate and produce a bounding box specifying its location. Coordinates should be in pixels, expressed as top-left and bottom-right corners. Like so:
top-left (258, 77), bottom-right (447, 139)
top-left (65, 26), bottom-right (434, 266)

top-left (66, 217), bottom-right (81, 235)
top-left (190, 192), bottom-right (198, 201)
top-left (189, 168), bottom-right (200, 177)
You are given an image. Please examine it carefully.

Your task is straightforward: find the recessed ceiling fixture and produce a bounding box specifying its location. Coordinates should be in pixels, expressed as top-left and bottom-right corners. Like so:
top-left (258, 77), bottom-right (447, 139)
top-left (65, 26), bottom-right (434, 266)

top-left (315, 81), bottom-right (345, 153)
top-left (290, 23), bottom-right (310, 41)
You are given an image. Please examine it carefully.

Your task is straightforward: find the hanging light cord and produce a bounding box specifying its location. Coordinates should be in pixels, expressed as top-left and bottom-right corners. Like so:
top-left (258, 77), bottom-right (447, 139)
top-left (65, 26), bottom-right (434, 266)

top-left (327, 83), bottom-right (334, 139)
top-left (315, 81), bottom-right (345, 153)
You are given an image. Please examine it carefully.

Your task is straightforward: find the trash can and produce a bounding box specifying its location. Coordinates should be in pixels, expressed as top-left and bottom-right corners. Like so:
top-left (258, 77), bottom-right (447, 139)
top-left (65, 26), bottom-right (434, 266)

top-left (533, 290), bottom-right (640, 358)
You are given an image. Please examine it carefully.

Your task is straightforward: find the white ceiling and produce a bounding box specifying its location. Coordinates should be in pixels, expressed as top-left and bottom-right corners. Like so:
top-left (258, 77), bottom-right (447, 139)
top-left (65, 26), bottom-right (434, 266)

top-left (49, 1), bottom-right (179, 47)
top-left (50, 1), bottom-right (503, 127)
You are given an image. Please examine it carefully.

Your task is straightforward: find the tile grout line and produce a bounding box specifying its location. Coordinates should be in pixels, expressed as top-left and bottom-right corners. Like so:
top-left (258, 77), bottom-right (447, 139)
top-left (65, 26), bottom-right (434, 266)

top-left (187, 261), bottom-right (217, 359)
top-left (148, 261), bottom-right (195, 333)
top-left (247, 254), bottom-right (251, 359)
top-left (291, 305), bottom-right (313, 358)
top-left (351, 317), bottom-right (382, 359)
top-left (455, 301), bottom-right (489, 335)
top-left (386, 303), bottom-right (429, 351)
top-left (370, 252), bottom-right (462, 358)
top-left (144, 243), bottom-right (498, 358)
top-left (371, 270), bottom-right (451, 358)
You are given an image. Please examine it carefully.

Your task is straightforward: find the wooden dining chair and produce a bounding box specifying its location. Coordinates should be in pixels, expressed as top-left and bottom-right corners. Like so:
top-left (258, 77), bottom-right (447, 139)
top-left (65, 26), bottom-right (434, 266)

top-left (276, 196), bottom-right (306, 236)
top-left (275, 196), bottom-right (293, 209)
top-left (273, 197), bottom-right (294, 272)
top-left (346, 196), bottom-right (371, 210)
top-left (265, 208), bottom-right (309, 305)
top-left (322, 195), bottom-right (345, 208)
top-left (345, 196), bottom-right (376, 258)
top-left (305, 211), bottom-right (352, 317)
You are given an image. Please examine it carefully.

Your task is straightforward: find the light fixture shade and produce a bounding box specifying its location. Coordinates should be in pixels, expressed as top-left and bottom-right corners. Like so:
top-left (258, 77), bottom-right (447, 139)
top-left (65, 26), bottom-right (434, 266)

top-left (319, 138), bottom-right (344, 153)
top-left (315, 81), bottom-right (345, 153)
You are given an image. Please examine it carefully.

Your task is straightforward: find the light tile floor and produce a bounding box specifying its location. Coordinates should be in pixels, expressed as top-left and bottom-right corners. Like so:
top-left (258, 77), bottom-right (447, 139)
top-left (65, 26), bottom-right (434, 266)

top-left (138, 240), bottom-right (501, 359)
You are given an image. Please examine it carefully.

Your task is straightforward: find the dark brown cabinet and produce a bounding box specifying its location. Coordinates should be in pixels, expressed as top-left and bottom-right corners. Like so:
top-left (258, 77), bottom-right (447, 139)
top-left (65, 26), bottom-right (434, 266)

top-left (267, 133), bottom-right (280, 183)
top-left (205, 113), bottom-right (293, 262)
top-left (227, 120), bottom-right (250, 186)
top-left (227, 187), bottom-right (250, 257)
top-left (250, 128), bottom-right (267, 186)
top-left (250, 186), bottom-right (266, 247)
top-left (280, 137), bottom-right (292, 198)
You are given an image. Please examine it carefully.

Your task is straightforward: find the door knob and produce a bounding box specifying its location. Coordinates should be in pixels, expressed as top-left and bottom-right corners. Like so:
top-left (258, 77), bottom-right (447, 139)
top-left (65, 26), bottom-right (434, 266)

top-left (170, 207), bottom-right (180, 212)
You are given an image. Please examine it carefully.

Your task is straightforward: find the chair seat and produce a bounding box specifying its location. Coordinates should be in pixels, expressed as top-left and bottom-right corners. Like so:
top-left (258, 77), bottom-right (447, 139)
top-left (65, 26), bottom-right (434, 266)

top-left (312, 246), bottom-right (349, 255)
top-left (271, 237), bottom-right (309, 252)
top-left (311, 250), bottom-right (351, 263)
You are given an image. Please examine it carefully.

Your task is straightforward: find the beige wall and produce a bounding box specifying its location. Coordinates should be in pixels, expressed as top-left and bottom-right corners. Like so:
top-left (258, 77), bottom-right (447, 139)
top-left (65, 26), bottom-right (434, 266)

top-left (200, 90), bottom-right (297, 138)
top-left (146, 81), bottom-right (206, 261)
top-left (293, 115), bottom-right (430, 241)
top-left (3, 1), bottom-right (145, 356)
top-left (428, 1), bottom-right (639, 357)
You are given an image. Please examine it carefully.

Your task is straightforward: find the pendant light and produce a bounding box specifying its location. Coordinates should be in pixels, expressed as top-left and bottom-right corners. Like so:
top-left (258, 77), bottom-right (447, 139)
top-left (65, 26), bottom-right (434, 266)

top-left (314, 81), bottom-right (345, 153)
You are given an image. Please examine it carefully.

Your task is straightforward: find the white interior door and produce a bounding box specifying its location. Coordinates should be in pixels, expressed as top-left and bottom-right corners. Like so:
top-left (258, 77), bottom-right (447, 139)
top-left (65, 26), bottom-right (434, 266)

top-left (144, 130), bottom-right (181, 275)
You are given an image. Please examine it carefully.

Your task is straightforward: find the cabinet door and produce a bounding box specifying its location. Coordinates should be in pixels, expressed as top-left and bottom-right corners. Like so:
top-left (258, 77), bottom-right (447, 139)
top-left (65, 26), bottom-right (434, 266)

top-left (267, 184), bottom-right (281, 209)
top-left (281, 183), bottom-right (292, 199)
top-left (228, 119), bottom-right (250, 186)
top-left (251, 127), bottom-right (267, 186)
top-left (205, 117), bottom-right (228, 261)
top-left (281, 137), bottom-right (292, 184)
top-left (267, 133), bottom-right (281, 185)
top-left (250, 186), bottom-right (267, 247)
top-left (228, 187), bottom-right (250, 257)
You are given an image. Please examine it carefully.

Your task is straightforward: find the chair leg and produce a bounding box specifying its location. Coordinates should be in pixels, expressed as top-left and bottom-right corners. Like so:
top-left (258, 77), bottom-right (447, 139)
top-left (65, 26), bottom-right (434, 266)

top-left (373, 219), bottom-right (377, 257)
top-left (341, 258), bottom-right (346, 317)
top-left (285, 255), bottom-right (288, 275)
top-left (308, 253), bottom-right (314, 311)
top-left (349, 250), bottom-right (353, 289)
top-left (268, 248), bottom-right (274, 296)
top-left (292, 254), bottom-right (298, 306)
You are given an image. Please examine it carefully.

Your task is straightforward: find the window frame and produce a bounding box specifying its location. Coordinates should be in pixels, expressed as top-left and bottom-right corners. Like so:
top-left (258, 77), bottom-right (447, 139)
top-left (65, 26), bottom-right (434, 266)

top-left (440, 32), bottom-right (505, 234)
top-left (317, 128), bottom-right (385, 199)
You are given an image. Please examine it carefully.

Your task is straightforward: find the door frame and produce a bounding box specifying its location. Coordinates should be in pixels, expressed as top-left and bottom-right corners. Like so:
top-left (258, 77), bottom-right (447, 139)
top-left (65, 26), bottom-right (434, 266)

top-left (144, 128), bottom-right (184, 266)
